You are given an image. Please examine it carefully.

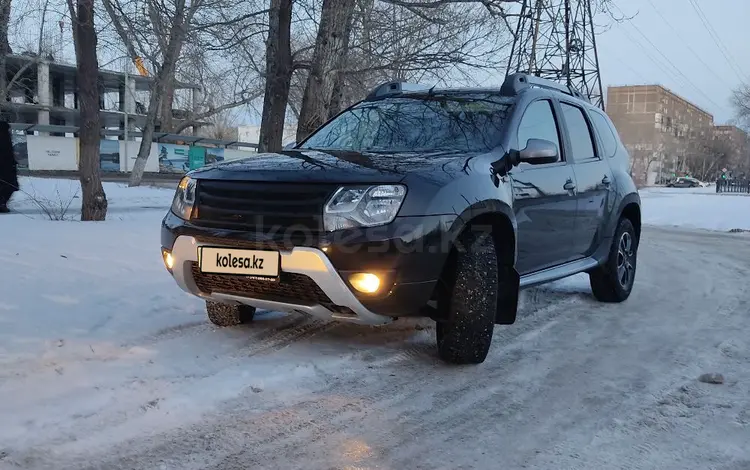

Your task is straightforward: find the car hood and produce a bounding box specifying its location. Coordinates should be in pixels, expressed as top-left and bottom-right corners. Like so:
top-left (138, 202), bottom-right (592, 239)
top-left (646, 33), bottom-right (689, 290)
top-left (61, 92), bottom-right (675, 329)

top-left (188, 148), bottom-right (484, 185)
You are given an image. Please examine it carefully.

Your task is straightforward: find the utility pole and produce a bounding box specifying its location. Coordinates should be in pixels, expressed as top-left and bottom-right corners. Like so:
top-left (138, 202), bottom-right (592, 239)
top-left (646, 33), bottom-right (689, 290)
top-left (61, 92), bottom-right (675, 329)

top-left (506, 0), bottom-right (605, 110)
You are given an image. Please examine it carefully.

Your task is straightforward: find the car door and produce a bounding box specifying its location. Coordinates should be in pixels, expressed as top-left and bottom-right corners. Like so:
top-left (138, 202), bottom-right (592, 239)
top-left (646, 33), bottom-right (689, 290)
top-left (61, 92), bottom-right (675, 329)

top-left (557, 102), bottom-right (616, 259)
top-left (508, 98), bottom-right (579, 275)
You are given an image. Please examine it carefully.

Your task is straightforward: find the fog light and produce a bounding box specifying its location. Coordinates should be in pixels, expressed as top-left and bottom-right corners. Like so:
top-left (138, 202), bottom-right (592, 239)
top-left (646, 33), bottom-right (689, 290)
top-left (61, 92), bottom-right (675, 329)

top-left (162, 248), bottom-right (175, 271)
top-left (349, 273), bottom-right (381, 294)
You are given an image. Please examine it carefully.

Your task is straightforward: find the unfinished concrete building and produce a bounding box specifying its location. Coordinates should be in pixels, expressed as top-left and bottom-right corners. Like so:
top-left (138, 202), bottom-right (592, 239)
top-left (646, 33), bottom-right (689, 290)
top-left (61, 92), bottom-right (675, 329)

top-left (606, 85), bottom-right (714, 186)
top-left (1, 53), bottom-right (204, 135)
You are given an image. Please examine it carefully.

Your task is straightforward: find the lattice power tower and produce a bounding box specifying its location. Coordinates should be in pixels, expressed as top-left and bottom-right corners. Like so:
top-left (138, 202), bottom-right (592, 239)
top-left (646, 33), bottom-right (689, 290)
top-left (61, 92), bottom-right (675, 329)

top-left (507, 0), bottom-right (605, 110)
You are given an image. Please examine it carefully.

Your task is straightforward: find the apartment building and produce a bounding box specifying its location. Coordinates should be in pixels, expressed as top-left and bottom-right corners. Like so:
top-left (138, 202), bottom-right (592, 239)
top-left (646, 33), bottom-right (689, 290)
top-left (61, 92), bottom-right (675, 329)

top-left (606, 85), bottom-right (714, 185)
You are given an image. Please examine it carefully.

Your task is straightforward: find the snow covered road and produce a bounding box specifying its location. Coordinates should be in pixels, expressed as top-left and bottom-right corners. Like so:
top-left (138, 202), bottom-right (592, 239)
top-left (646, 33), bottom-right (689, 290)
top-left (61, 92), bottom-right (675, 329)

top-left (2, 223), bottom-right (749, 469)
top-left (1, 178), bottom-right (750, 469)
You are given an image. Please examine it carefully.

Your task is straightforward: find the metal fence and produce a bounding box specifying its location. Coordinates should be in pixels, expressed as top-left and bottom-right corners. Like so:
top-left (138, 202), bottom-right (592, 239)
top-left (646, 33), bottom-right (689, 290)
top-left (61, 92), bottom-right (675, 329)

top-left (716, 179), bottom-right (750, 194)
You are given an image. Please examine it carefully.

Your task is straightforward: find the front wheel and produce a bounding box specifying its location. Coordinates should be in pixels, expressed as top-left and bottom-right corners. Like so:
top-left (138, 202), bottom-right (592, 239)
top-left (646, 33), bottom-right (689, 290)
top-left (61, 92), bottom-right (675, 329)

top-left (435, 230), bottom-right (498, 365)
top-left (589, 218), bottom-right (638, 302)
top-left (206, 301), bottom-right (256, 326)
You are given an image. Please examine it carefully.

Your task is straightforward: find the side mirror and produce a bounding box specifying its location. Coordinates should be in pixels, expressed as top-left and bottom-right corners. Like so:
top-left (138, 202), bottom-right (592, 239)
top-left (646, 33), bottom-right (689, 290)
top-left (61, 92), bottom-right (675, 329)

top-left (283, 141), bottom-right (297, 150)
top-left (517, 138), bottom-right (559, 165)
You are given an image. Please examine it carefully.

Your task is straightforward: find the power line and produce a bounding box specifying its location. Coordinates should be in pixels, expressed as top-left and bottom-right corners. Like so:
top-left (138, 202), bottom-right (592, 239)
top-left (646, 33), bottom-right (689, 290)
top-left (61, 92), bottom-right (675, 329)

top-left (616, 57), bottom-right (650, 85)
top-left (643, 0), bottom-right (733, 89)
top-left (615, 24), bottom-right (689, 91)
top-left (610, 2), bottom-right (726, 113)
top-left (687, 0), bottom-right (746, 82)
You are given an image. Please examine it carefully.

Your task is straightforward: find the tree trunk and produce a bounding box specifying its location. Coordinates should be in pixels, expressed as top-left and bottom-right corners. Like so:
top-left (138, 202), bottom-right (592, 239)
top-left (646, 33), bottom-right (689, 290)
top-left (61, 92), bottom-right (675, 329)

top-left (0, 0), bottom-right (11, 104)
top-left (296, 0), bottom-right (356, 143)
top-left (160, 74), bottom-right (176, 132)
top-left (128, 14), bottom-right (185, 187)
top-left (327, 4), bottom-right (356, 120)
top-left (258, 0), bottom-right (293, 153)
top-left (70, 0), bottom-right (107, 220)
top-left (328, 74), bottom-right (344, 120)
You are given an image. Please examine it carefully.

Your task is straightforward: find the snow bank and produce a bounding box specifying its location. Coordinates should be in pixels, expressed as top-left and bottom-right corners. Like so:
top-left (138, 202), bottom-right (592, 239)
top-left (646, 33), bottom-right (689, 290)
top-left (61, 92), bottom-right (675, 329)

top-left (8, 177), bottom-right (175, 220)
top-left (639, 187), bottom-right (750, 232)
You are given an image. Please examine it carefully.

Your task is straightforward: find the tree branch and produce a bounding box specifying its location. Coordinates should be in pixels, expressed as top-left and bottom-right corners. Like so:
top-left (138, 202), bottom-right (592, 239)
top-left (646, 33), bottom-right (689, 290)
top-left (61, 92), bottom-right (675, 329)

top-left (171, 90), bottom-right (263, 134)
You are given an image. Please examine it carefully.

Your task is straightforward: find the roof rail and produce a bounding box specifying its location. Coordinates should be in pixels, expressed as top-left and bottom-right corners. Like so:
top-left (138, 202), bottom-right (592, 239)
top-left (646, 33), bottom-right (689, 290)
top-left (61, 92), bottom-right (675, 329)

top-left (365, 81), bottom-right (432, 100)
top-left (500, 72), bottom-right (589, 103)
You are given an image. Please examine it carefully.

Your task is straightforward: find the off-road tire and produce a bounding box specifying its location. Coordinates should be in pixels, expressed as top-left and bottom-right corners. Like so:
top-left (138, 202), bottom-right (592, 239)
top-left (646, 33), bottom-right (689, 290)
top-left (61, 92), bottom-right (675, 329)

top-left (589, 217), bottom-right (638, 303)
top-left (436, 230), bottom-right (498, 365)
top-left (206, 301), bottom-right (256, 326)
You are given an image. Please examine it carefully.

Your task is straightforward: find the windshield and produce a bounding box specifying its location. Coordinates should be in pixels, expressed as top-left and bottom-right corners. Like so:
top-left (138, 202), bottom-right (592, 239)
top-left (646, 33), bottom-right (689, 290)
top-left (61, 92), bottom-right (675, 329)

top-left (300, 94), bottom-right (512, 154)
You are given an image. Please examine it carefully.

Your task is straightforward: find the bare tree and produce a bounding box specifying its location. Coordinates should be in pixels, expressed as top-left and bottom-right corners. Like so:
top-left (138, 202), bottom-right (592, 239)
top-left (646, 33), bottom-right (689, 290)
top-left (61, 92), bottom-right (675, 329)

top-left (258, 0), bottom-right (293, 153)
top-left (732, 83), bottom-right (750, 131)
top-left (67, 0), bottom-right (107, 220)
top-left (287, 0), bottom-right (516, 141)
top-left (0, 0), bottom-right (11, 103)
top-left (101, 0), bottom-right (267, 186)
top-left (101, 0), bottom-right (189, 186)
top-left (345, 0), bottom-right (513, 88)
top-left (295, 0), bottom-right (356, 142)
top-left (200, 108), bottom-right (240, 140)
top-left (683, 135), bottom-right (732, 182)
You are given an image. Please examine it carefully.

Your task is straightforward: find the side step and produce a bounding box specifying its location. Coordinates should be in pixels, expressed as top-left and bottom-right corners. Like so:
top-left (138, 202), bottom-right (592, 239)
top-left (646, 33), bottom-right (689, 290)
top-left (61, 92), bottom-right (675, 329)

top-left (519, 257), bottom-right (600, 289)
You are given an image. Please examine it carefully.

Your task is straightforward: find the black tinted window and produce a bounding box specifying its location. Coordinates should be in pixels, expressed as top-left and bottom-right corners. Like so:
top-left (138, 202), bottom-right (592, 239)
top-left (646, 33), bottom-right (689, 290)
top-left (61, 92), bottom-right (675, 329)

top-left (517, 100), bottom-right (561, 161)
top-left (300, 95), bottom-right (511, 153)
top-left (590, 110), bottom-right (618, 158)
top-left (560, 103), bottom-right (597, 161)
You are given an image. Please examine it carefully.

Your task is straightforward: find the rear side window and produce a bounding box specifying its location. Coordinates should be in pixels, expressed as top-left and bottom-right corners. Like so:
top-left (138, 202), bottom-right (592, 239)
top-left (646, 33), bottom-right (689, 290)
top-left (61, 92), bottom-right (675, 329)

top-left (590, 110), bottom-right (618, 158)
top-left (517, 99), bottom-right (562, 161)
top-left (560, 103), bottom-right (597, 162)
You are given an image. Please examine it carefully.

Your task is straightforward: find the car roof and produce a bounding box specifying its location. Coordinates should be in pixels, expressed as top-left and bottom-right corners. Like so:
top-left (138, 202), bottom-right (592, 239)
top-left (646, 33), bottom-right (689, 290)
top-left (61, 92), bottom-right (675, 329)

top-left (360, 87), bottom-right (596, 110)
top-left (357, 91), bottom-right (516, 108)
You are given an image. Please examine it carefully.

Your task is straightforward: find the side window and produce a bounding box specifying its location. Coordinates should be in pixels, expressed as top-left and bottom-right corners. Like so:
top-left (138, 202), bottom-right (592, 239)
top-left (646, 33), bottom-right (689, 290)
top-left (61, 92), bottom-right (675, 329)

top-left (590, 110), bottom-right (618, 158)
top-left (560, 103), bottom-right (597, 162)
top-left (517, 100), bottom-right (562, 163)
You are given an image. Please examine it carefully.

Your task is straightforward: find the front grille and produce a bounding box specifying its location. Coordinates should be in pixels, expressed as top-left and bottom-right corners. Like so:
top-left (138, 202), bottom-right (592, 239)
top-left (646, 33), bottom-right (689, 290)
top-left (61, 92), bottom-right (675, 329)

top-left (194, 180), bottom-right (338, 233)
top-left (190, 262), bottom-right (335, 307)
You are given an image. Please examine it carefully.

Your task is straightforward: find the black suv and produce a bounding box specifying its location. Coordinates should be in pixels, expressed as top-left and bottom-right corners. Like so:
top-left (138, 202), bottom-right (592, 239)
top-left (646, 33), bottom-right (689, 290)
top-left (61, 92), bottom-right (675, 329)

top-left (161, 73), bottom-right (641, 365)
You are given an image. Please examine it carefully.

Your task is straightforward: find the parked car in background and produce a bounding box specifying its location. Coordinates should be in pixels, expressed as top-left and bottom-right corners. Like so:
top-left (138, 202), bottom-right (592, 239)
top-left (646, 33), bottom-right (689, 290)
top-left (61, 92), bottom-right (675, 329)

top-left (667, 177), bottom-right (703, 188)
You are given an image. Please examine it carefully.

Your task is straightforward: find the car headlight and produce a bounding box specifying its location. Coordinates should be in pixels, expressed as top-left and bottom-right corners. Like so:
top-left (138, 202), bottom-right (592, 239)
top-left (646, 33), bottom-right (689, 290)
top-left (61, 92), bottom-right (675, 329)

top-left (171, 176), bottom-right (197, 220)
top-left (324, 184), bottom-right (407, 231)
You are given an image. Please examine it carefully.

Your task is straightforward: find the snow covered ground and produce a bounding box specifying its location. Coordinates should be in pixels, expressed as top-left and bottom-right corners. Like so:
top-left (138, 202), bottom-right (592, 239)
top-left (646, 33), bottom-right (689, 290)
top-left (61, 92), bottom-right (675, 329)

top-left (1, 177), bottom-right (749, 470)
top-left (639, 186), bottom-right (750, 232)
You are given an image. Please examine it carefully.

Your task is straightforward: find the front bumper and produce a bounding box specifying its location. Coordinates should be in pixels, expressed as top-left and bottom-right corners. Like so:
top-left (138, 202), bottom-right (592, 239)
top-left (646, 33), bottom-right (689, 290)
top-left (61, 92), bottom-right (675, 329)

top-left (163, 211), bottom-right (457, 323)
top-left (169, 235), bottom-right (407, 325)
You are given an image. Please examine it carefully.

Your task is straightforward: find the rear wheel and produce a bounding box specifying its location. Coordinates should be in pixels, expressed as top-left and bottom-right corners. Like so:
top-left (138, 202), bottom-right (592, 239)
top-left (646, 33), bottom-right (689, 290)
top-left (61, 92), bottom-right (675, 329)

top-left (206, 301), bottom-right (256, 326)
top-left (436, 230), bottom-right (498, 365)
top-left (589, 218), bottom-right (638, 302)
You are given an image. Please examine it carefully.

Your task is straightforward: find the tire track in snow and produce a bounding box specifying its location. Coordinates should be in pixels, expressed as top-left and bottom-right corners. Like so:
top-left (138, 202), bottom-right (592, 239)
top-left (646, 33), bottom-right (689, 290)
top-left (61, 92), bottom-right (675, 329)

top-left (243, 320), bottom-right (340, 358)
top-left (85, 289), bottom-right (592, 470)
top-left (28, 287), bottom-right (594, 470)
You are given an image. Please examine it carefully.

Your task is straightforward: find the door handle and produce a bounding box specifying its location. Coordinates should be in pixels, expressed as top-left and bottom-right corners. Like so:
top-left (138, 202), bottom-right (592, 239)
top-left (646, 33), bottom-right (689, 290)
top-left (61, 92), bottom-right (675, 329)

top-left (564, 179), bottom-right (576, 191)
top-left (602, 175), bottom-right (611, 186)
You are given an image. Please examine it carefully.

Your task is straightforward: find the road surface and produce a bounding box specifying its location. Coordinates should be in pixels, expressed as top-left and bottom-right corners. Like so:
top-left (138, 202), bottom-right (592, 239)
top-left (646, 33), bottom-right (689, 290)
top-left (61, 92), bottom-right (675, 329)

top-left (1, 226), bottom-right (749, 470)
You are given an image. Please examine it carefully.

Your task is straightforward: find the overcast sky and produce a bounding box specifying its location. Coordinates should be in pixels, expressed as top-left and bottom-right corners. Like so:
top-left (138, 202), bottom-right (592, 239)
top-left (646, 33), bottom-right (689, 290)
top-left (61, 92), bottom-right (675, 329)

top-left (597, 0), bottom-right (748, 125)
